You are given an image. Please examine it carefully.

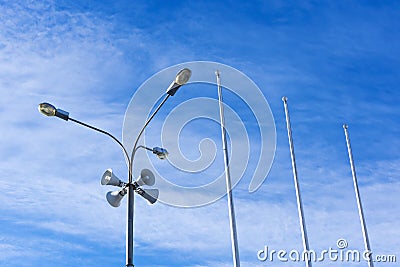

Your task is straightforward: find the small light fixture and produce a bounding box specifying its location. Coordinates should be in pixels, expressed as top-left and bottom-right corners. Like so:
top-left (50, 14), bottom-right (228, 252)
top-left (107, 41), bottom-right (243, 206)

top-left (175, 68), bottom-right (192, 85)
top-left (38, 102), bottom-right (56, 116)
top-left (38, 102), bottom-right (69, 121)
top-left (166, 68), bottom-right (192, 96)
top-left (152, 147), bottom-right (169, 160)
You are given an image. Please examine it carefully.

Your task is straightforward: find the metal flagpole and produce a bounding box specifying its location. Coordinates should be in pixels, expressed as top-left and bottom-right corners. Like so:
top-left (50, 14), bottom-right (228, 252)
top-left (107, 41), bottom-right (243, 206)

top-left (343, 124), bottom-right (374, 267)
top-left (216, 71), bottom-right (241, 267)
top-left (282, 97), bottom-right (312, 267)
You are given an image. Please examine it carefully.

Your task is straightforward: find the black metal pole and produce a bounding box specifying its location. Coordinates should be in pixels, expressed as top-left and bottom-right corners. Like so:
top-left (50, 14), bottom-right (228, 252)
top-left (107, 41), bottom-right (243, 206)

top-left (126, 183), bottom-right (135, 266)
top-left (126, 93), bottom-right (170, 266)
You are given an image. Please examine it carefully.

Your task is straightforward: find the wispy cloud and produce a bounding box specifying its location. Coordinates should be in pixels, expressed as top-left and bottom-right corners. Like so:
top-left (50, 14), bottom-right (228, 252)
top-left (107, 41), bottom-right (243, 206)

top-left (0, 1), bottom-right (399, 267)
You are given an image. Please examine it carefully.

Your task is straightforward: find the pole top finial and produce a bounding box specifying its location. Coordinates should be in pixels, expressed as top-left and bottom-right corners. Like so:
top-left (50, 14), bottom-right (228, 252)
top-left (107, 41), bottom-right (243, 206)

top-left (282, 96), bottom-right (288, 102)
top-left (343, 124), bottom-right (348, 129)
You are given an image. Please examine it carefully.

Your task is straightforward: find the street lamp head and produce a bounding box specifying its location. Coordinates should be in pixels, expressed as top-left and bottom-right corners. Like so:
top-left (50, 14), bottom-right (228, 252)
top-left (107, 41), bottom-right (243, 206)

top-left (38, 102), bottom-right (69, 121)
top-left (38, 102), bottom-right (56, 116)
top-left (106, 188), bottom-right (127, 207)
top-left (175, 68), bottom-right (192, 85)
top-left (152, 147), bottom-right (169, 160)
top-left (166, 68), bottom-right (192, 96)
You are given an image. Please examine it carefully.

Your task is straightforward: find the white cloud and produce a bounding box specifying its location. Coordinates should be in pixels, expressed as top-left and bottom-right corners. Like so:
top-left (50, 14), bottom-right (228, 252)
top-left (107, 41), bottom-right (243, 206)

top-left (0, 1), bottom-right (399, 267)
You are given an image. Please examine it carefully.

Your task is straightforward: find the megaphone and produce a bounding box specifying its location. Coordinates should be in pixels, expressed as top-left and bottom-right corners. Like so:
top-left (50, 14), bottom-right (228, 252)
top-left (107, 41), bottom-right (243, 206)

top-left (136, 169), bottom-right (155, 186)
top-left (106, 189), bottom-right (127, 207)
top-left (136, 188), bottom-right (159, 204)
top-left (101, 169), bottom-right (125, 187)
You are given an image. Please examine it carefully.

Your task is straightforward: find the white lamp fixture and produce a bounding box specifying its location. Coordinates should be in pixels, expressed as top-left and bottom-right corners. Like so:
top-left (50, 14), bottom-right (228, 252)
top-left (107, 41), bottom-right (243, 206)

top-left (38, 102), bottom-right (69, 121)
top-left (166, 68), bottom-right (192, 96)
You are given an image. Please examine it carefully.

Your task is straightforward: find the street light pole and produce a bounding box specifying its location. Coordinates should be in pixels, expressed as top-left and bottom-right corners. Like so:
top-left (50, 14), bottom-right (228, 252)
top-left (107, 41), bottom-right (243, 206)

top-left (125, 68), bottom-right (191, 266)
top-left (126, 93), bottom-right (170, 267)
top-left (126, 182), bottom-right (135, 266)
top-left (38, 68), bottom-right (192, 267)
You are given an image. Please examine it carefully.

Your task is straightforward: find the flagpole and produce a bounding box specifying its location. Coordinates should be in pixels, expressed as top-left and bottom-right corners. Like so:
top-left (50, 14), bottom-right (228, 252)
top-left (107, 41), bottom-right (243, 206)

top-left (282, 96), bottom-right (312, 267)
top-left (216, 70), bottom-right (240, 267)
top-left (343, 124), bottom-right (374, 267)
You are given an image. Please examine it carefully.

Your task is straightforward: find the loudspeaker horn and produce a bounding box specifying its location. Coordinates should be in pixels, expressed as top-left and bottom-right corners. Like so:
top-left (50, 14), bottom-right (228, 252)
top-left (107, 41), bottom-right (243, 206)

top-left (101, 169), bottom-right (125, 187)
top-left (137, 188), bottom-right (159, 204)
top-left (136, 169), bottom-right (155, 186)
top-left (106, 189), bottom-right (127, 207)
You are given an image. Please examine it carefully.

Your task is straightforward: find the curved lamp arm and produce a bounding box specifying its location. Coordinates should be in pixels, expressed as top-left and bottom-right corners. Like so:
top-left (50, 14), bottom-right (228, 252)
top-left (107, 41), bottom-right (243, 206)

top-left (38, 102), bottom-right (132, 179)
top-left (129, 94), bottom-right (170, 182)
top-left (129, 68), bottom-right (192, 182)
top-left (69, 118), bottom-right (131, 171)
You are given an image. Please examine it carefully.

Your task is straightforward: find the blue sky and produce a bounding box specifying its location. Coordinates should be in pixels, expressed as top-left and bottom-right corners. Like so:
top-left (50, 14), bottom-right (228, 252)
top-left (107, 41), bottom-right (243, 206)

top-left (0, 0), bottom-right (399, 266)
